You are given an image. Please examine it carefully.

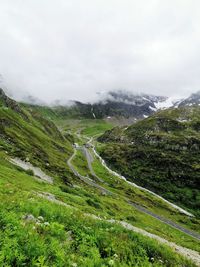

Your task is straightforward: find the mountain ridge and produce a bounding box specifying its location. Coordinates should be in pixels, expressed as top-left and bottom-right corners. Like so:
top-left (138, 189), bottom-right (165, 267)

top-left (1, 88), bottom-right (200, 266)
top-left (2, 88), bottom-right (200, 121)
top-left (97, 105), bottom-right (200, 215)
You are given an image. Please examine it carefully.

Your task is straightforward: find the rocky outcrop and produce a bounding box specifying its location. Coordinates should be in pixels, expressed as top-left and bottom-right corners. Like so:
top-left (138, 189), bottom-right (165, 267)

top-left (0, 88), bottom-right (28, 120)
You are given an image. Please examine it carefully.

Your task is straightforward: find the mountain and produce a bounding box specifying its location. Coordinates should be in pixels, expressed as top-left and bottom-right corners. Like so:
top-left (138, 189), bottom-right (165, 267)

top-left (4, 88), bottom-right (200, 123)
top-left (0, 88), bottom-right (200, 266)
top-left (0, 88), bottom-right (26, 116)
top-left (23, 90), bottom-right (171, 121)
top-left (157, 91), bottom-right (200, 109)
top-left (88, 90), bottom-right (200, 119)
top-left (88, 90), bottom-right (168, 119)
top-left (98, 106), bottom-right (200, 215)
top-left (178, 91), bottom-right (200, 107)
top-left (0, 88), bottom-right (74, 184)
top-left (11, 89), bottom-right (200, 123)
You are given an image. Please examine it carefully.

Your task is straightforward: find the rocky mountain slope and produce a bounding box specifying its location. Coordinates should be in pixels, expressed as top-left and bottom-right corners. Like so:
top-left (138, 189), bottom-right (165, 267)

top-left (21, 90), bottom-right (200, 123)
top-left (98, 106), bottom-right (200, 215)
top-left (21, 90), bottom-right (169, 121)
top-left (178, 91), bottom-right (200, 107)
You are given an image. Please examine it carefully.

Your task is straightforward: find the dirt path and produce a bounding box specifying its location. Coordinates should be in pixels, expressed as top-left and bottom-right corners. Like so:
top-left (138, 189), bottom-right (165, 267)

top-left (109, 219), bottom-right (200, 266)
top-left (36, 191), bottom-right (200, 266)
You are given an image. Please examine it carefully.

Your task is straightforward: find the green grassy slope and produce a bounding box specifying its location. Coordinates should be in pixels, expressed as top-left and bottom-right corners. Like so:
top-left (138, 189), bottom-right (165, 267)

top-left (0, 152), bottom-right (197, 267)
top-left (0, 90), bottom-right (74, 185)
top-left (1, 90), bottom-right (200, 266)
top-left (22, 102), bottom-right (97, 120)
top-left (98, 106), bottom-right (200, 215)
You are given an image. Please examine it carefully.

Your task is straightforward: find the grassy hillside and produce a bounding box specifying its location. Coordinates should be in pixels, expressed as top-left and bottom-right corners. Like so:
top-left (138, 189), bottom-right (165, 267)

top-left (1, 90), bottom-right (200, 266)
top-left (98, 106), bottom-right (200, 215)
top-left (0, 152), bottom-right (196, 267)
top-left (22, 91), bottom-right (160, 121)
top-left (22, 103), bottom-right (114, 138)
top-left (22, 102), bottom-right (100, 120)
top-left (0, 89), bottom-right (74, 185)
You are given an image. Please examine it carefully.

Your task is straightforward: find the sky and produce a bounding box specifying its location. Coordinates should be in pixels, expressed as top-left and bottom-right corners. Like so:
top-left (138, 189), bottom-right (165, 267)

top-left (0, 0), bottom-right (200, 103)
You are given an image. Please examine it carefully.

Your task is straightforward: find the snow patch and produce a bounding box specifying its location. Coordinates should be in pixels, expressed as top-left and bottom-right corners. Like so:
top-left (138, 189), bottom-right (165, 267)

top-left (149, 106), bottom-right (157, 111)
top-left (154, 97), bottom-right (178, 110)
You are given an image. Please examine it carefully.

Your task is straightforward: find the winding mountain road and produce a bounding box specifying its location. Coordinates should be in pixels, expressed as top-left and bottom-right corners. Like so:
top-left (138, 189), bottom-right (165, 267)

top-left (91, 141), bottom-right (194, 217)
top-left (81, 146), bottom-right (104, 183)
top-left (67, 148), bottom-right (111, 195)
top-left (85, 145), bottom-right (200, 241)
top-left (68, 142), bottom-right (200, 242)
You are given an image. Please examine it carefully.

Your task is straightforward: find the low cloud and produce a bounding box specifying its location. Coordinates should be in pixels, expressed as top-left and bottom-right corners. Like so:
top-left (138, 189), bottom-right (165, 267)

top-left (0, 0), bottom-right (200, 103)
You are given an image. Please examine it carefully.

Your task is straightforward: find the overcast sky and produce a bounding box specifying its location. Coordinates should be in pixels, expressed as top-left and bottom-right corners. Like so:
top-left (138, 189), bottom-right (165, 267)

top-left (0, 0), bottom-right (200, 103)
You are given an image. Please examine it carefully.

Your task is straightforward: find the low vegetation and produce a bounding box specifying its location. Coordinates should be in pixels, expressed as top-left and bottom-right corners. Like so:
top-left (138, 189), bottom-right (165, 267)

top-left (0, 90), bottom-right (200, 266)
top-left (98, 106), bottom-right (200, 216)
top-left (0, 154), bottom-right (196, 266)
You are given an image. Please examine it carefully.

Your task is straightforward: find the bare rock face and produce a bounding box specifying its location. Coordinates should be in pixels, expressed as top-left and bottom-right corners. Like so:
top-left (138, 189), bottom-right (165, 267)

top-left (0, 88), bottom-right (28, 119)
top-left (72, 91), bottom-right (168, 120)
top-left (0, 88), bottom-right (21, 111)
top-left (0, 88), bottom-right (7, 102)
top-left (22, 214), bottom-right (36, 222)
top-left (178, 91), bottom-right (200, 107)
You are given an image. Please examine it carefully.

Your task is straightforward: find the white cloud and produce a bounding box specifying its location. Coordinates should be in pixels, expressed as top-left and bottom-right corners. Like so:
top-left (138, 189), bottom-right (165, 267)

top-left (0, 0), bottom-right (200, 103)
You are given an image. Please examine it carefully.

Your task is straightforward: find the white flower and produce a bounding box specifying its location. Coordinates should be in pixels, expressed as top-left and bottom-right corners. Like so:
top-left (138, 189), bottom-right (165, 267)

top-left (108, 259), bottom-right (114, 266)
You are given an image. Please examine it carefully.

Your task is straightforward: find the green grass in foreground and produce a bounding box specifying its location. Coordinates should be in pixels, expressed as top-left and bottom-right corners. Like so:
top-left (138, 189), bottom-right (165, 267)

top-left (0, 159), bottom-right (196, 267)
top-left (90, 147), bottom-right (200, 251)
top-left (0, 149), bottom-right (199, 265)
top-left (59, 145), bottom-right (200, 253)
top-left (0, 93), bottom-right (198, 266)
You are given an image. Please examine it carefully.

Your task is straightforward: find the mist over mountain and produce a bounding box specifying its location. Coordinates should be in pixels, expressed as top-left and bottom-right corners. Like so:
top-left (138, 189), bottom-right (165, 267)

top-left (178, 91), bottom-right (200, 107)
top-left (95, 90), bottom-right (167, 105)
top-left (2, 87), bottom-right (198, 122)
top-left (1, 84), bottom-right (200, 266)
top-left (1, 1), bottom-right (200, 266)
top-left (1, 1), bottom-right (200, 103)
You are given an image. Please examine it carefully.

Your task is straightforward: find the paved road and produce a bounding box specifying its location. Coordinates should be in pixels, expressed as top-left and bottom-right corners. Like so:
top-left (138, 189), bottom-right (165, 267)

top-left (77, 145), bottom-right (200, 241)
top-left (67, 149), bottom-right (111, 195)
top-left (128, 201), bottom-right (200, 241)
top-left (81, 146), bottom-right (104, 183)
top-left (92, 145), bottom-right (194, 217)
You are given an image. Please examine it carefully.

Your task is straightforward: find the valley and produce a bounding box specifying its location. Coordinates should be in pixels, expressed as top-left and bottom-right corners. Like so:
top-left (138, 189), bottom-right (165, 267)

top-left (1, 1), bottom-right (200, 266)
top-left (0, 89), bottom-right (200, 266)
